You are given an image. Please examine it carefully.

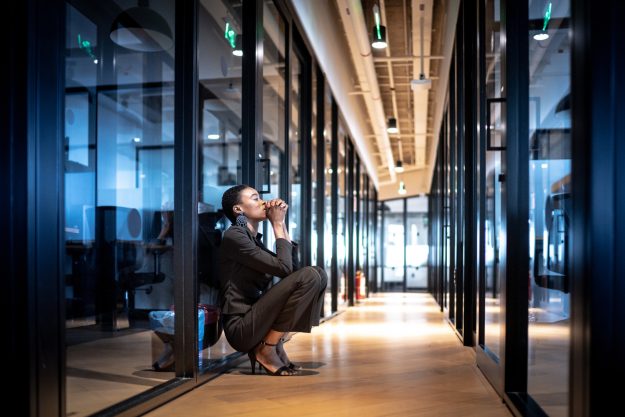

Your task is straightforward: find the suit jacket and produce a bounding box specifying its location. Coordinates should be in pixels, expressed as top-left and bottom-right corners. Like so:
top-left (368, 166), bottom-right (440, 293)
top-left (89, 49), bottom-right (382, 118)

top-left (219, 225), bottom-right (299, 316)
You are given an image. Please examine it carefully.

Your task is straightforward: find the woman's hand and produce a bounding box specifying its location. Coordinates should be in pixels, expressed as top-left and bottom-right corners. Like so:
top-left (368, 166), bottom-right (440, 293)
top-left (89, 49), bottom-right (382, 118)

top-left (265, 199), bottom-right (288, 224)
top-left (266, 198), bottom-right (290, 242)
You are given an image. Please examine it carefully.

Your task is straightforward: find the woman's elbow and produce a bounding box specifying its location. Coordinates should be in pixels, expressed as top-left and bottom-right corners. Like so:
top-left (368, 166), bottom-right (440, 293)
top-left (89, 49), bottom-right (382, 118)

top-left (276, 263), bottom-right (293, 277)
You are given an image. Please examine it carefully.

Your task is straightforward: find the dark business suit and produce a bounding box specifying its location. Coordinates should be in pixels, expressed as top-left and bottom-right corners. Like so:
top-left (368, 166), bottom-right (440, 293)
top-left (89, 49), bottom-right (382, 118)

top-left (219, 225), bottom-right (327, 353)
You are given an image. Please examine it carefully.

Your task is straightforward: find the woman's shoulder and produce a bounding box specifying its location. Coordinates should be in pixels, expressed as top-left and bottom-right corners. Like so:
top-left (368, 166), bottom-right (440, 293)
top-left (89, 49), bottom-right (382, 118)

top-left (223, 225), bottom-right (253, 241)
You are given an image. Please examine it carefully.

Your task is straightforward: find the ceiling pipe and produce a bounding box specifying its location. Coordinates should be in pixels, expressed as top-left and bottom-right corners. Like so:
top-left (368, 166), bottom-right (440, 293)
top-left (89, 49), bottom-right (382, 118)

top-left (412, 0), bottom-right (433, 168)
top-left (337, 0), bottom-right (396, 182)
top-left (379, 0), bottom-right (400, 143)
top-left (426, 0), bottom-right (460, 191)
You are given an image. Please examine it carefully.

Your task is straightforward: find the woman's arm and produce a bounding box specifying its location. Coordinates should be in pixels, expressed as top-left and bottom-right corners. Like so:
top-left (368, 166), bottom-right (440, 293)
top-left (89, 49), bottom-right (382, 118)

top-left (222, 227), bottom-right (293, 277)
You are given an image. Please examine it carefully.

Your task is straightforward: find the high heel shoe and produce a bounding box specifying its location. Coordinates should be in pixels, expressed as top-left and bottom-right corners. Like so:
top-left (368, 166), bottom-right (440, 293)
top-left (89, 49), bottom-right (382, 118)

top-left (248, 341), bottom-right (295, 376)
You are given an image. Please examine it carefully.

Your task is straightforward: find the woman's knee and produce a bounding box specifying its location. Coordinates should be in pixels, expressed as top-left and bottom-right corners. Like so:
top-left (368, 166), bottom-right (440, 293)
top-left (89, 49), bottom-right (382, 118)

top-left (298, 266), bottom-right (324, 286)
top-left (312, 266), bottom-right (328, 289)
top-left (303, 266), bottom-right (327, 289)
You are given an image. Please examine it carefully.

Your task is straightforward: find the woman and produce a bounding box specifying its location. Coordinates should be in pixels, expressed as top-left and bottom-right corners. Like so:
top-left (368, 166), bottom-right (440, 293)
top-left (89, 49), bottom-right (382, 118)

top-left (219, 185), bottom-right (328, 376)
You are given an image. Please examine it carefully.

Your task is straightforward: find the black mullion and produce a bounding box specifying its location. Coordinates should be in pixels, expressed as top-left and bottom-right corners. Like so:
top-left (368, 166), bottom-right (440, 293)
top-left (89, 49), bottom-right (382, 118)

top-left (282, 13), bottom-right (291, 211)
top-left (373, 188), bottom-right (378, 293)
top-left (331, 99), bottom-right (338, 312)
top-left (477, 0), bottom-right (487, 349)
top-left (501, 0), bottom-right (529, 399)
top-left (242, 0), bottom-right (263, 188)
top-left (363, 175), bottom-right (369, 296)
top-left (378, 201), bottom-right (386, 291)
top-left (450, 50), bottom-right (457, 323)
top-left (16, 0), bottom-right (66, 414)
top-left (174, 0), bottom-right (198, 378)
top-left (403, 197), bottom-right (407, 292)
top-left (456, 12), bottom-right (465, 334)
top-left (347, 142), bottom-right (355, 306)
top-left (462, 0), bottom-right (477, 347)
top-left (316, 66), bottom-right (325, 269)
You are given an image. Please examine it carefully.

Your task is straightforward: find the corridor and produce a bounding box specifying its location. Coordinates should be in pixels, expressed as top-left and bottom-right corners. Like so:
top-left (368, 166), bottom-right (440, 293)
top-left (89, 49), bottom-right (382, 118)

top-left (146, 293), bottom-right (511, 417)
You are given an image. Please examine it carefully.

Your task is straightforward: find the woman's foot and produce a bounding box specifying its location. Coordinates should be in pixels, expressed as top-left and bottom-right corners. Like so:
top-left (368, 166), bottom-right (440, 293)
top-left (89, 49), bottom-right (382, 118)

top-left (277, 338), bottom-right (302, 371)
top-left (254, 341), bottom-right (295, 375)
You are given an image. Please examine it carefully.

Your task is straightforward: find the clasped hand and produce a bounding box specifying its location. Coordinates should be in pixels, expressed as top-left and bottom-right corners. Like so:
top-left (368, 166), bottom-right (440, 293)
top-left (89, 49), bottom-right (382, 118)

top-left (265, 198), bottom-right (288, 224)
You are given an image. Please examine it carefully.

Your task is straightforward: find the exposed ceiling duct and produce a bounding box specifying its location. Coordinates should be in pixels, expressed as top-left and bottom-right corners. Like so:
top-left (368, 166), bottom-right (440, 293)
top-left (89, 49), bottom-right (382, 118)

top-left (290, 0), bottom-right (381, 187)
top-left (336, 0), bottom-right (397, 182)
top-left (412, 0), bottom-right (432, 169)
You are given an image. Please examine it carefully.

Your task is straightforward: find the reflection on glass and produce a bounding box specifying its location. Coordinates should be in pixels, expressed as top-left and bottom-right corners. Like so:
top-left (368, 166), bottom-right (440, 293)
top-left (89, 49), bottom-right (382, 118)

top-left (323, 84), bottom-right (333, 314)
top-left (196, 0), bottom-right (244, 369)
top-left (483, 0), bottom-right (503, 360)
top-left (381, 199), bottom-right (404, 291)
top-left (337, 121), bottom-right (348, 307)
top-left (406, 196), bottom-right (429, 289)
top-left (64, 1), bottom-right (177, 414)
top-left (289, 54), bottom-right (302, 244)
top-left (262, 1), bottom-right (286, 252)
top-left (527, 1), bottom-right (571, 415)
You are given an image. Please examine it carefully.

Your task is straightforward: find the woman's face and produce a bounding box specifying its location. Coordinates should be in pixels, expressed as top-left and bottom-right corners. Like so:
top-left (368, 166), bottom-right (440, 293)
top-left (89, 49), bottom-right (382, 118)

top-left (234, 187), bottom-right (266, 221)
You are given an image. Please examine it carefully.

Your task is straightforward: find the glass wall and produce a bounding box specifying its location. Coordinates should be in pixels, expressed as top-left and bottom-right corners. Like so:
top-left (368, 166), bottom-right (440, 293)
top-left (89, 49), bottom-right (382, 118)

top-left (337, 117), bottom-right (348, 308)
top-left (406, 196), bottom-right (429, 289)
top-left (289, 52), bottom-right (302, 244)
top-left (483, 0), bottom-right (503, 360)
top-left (310, 66), bottom-right (318, 268)
top-left (323, 84), bottom-right (334, 314)
top-left (381, 199), bottom-right (405, 291)
top-left (527, 0), bottom-right (571, 415)
top-left (64, 1), bottom-right (177, 414)
top-left (262, 1), bottom-right (287, 251)
top-left (196, 0), bottom-right (244, 368)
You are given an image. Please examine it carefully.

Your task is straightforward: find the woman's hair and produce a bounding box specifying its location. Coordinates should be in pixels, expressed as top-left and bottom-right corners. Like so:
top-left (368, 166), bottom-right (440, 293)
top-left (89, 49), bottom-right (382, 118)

top-left (221, 184), bottom-right (251, 224)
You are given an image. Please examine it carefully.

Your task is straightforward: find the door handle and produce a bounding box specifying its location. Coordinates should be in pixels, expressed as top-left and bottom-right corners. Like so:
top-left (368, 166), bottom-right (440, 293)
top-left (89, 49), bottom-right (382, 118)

top-left (486, 97), bottom-right (506, 151)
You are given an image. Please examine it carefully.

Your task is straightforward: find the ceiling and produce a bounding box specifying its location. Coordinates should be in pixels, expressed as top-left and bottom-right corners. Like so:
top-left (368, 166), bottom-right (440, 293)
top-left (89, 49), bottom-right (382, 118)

top-left (289, 0), bottom-right (459, 198)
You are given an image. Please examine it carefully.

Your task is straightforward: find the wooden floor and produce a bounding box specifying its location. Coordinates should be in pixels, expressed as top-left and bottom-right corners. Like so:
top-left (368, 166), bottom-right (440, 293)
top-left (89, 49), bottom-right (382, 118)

top-left (145, 293), bottom-right (512, 417)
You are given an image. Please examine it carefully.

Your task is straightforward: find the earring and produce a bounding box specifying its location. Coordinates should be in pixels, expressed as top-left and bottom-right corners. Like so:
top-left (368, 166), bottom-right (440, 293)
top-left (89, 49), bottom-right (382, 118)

top-left (236, 213), bottom-right (248, 227)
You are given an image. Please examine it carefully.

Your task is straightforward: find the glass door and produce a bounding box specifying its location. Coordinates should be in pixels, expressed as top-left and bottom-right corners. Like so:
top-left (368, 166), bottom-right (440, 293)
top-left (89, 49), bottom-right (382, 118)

top-left (64, 1), bottom-right (178, 414)
top-left (477, 0), bottom-right (507, 393)
top-left (527, 0), bottom-right (571, 415)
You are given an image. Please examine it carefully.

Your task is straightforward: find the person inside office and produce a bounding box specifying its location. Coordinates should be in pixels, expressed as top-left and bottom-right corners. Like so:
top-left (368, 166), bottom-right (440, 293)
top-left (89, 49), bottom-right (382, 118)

top-left (219, 185), bottom-right (328, 376)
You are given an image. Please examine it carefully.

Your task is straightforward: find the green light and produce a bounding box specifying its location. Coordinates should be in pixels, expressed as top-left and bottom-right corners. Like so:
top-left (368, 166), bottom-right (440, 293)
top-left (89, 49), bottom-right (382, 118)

top-left (373, 4), bottom-right (382, 40)
top-left (224, 22), bottom-right (237, 48)
top-left (78, 34), bottom-right (96, 60)
top-left (542, 2), bottom-right (552, 31)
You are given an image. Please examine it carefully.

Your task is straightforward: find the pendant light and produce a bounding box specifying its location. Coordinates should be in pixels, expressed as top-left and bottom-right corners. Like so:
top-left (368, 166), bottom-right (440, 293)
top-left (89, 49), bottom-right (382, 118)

top-left (387, 118), bottom-right (398, 134)
top-left (371, 4), bottom-right (387, 49)
top-left (110, 1), bottom-right (173, 52)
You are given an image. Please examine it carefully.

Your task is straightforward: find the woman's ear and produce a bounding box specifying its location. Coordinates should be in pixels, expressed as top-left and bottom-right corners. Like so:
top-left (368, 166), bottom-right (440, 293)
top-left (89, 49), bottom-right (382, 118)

top-left (233, 205), bottom-right (242, 215)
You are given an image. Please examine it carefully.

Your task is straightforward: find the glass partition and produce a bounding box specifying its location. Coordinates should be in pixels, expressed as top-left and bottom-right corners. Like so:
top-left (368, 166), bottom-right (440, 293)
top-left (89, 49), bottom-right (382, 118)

top-left (196, 0), bottom-right (245, 369)
top-left (261, 1), bottom-right (287, 251)
top-left (381, 199), bottom-right (405, 291)
top-left (289, 52), bottom-right (302, 244)
top-left (337, 117), bottom-right (348, 308)
top-left (527, 0), bottom-right (571, 414)
top-left (406, 196), bottom-right (429, 289)
top-left (483, 0), bottom-right (504, 360)
top-left (310, 66), bottom-right (318, 268)
top-left (323, 85), bottom-right (334, 314)
top-left (64, 1), bottom-right (177, 414)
